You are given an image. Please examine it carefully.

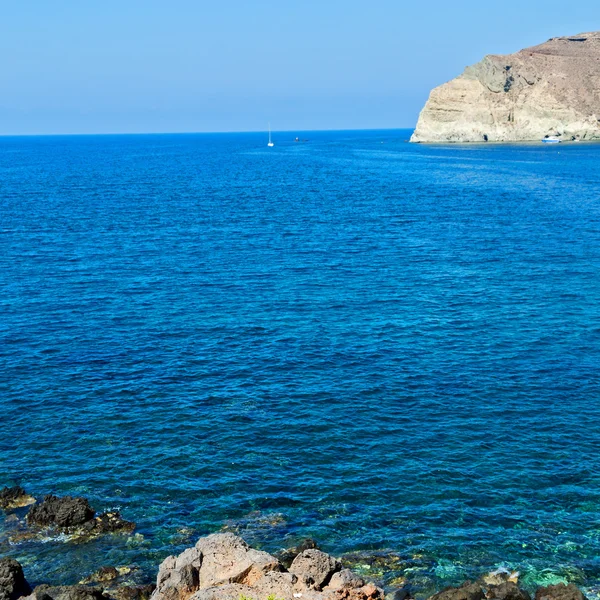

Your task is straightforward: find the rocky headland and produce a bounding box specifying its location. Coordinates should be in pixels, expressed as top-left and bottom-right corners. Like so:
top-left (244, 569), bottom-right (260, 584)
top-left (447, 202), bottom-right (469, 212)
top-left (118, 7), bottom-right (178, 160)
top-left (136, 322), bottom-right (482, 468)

top-left (0, 487), bottom-right (591, 600)
top-left (411, 32), bottom-right (600, 143)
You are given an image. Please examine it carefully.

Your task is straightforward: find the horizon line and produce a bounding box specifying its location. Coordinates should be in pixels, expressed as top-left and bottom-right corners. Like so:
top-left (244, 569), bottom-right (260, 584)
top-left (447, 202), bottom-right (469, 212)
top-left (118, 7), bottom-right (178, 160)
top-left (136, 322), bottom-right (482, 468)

top-left (0, 126), bottom-right (416, 138)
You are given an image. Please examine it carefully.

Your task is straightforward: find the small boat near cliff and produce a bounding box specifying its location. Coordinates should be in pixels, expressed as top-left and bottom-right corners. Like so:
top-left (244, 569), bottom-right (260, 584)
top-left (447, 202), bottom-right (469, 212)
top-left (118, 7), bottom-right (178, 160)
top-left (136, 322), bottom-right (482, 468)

top-left (542, 136), bottom-right (561, 144)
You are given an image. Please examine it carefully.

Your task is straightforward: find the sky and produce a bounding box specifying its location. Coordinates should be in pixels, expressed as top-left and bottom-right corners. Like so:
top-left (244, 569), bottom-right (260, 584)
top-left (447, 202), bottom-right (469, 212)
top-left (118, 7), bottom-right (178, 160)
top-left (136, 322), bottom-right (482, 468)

top-left (0, 1), bottom-right (598, 135)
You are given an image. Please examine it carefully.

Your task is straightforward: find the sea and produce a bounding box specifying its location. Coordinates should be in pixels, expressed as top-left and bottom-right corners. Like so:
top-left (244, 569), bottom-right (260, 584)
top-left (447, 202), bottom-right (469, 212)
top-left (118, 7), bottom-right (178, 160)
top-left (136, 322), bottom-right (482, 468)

top-left (1, 130), bottom-right (600, 596)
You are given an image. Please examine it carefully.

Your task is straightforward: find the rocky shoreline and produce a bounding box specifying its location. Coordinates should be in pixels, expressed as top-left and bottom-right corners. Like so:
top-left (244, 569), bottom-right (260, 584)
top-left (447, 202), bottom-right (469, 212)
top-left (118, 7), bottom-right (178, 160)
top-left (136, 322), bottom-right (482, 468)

top-left (0, 487), bottom-right (590, 600)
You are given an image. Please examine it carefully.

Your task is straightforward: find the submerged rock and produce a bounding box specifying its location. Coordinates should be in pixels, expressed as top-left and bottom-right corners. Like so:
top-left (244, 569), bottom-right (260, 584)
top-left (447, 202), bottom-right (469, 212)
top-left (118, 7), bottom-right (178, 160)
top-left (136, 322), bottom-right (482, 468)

top-left (411, 31), bottom-right (600, 143)
top-left (80, 512), bottom-right (136, 536)
top-left (77, 566), bottom-right (154, 600)
top-left (0, 558), bottom-right (31, 600)
top-left (482, 571), bottom-right (520, 588)
top-left (385, 590), bottom-right (411, 600)
top-left (79, 569), bottom-right (121, 586)
top-left (340, 550), bottom-right (405, 581)
top-left (0, 487), bottom-right (35, 511)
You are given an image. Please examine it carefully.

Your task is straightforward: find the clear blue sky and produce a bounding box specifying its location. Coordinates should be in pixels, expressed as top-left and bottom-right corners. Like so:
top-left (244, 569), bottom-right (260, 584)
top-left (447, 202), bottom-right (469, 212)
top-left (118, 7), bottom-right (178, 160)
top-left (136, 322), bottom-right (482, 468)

top-left (1, 1), bottom-right (598, 134)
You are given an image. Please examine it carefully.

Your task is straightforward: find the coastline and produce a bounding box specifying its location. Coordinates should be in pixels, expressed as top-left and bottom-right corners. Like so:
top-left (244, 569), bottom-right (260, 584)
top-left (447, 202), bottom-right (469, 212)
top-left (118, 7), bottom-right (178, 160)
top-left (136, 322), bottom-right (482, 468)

top-left (0, 489), bottom-right (594, 600)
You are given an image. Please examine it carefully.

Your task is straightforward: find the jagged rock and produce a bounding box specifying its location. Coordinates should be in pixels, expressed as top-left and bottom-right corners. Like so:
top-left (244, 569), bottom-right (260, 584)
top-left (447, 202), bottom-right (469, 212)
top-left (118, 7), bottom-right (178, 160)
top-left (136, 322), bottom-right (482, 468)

top-left (152, 533), bottom-right (281, 600)
top-left (27, 496), bottom-right (95, 528)
top-left (329, 583), bottom-right (384, 600)
top-left (0, 558), bottom-right (31, 600)
top-left (486, 583), bottom-right (530, 600)
top-left (152, 534), bottom-right (385, 600)
top-left (195, 533), bottom-right (280, 587)
top-left (0, 487), bottom-right (35, 510)
top-left (326, 571), bottom-right (384, 600)
top-left (78, 566), bottom-right (153, 600)
top-left (327, 570), bottom-right (365, 591)
top-left (28, 586), bottom-right (107, 600)
top-left (534, 584), bottom-right (587, 600)
top-left (277, 539), bottom-right (320, 569)
top-left (25, 495), bottom-right (135, 538)
top-left (289, 549), bottom-right (341, 591)
top-left (411, 32), bottom-right (600, 143)
top-left (189, 572), bottom-right (303, 600)
top-left (105, 585), bottom-right (155, 600)
top-left (81, 512), bottom-right (136, 536)
top-left (428, 582), bottom-right (485, 600)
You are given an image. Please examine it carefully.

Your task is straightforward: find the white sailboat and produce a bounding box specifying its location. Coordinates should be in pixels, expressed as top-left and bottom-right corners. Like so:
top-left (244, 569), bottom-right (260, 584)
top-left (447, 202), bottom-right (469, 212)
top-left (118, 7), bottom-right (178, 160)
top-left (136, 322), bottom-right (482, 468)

top-left (267, 123), bottom-right (274, 147)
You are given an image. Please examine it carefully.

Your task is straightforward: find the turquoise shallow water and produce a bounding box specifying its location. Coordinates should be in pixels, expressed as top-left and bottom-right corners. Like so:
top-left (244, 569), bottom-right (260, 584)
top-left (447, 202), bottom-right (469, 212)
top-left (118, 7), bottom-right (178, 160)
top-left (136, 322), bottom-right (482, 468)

top-left (1, 130), bottom-right (600, 594)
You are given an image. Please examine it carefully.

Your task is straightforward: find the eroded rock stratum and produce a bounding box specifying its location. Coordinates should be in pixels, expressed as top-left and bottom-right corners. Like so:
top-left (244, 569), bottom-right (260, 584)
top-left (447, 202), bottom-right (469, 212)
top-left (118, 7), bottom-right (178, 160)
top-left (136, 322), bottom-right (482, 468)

top-left (411, 32), bottom-right (600, 143)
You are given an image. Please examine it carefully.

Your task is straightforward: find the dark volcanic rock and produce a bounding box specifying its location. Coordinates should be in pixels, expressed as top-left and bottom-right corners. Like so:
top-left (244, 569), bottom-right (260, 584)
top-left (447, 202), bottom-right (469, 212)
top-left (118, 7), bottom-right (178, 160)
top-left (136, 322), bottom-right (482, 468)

top-left (429, 582), bottom-right (485, 600)
top-left (81, 512), bottom-right (136, 536)
top-left (535, 584), bottom-right (587, 600)
top-left (0, 558), bottom-right (31, 600)
top-left (289, 548), bottom-right (341, 590)
top-left (31, 586), bottom-right (108, 600)
top-left (0, 486), bottom-right (35, 510)
top-left (25, 495), bottom-right (134, 537)
top-left (27, 495), bottom-right (95, 528)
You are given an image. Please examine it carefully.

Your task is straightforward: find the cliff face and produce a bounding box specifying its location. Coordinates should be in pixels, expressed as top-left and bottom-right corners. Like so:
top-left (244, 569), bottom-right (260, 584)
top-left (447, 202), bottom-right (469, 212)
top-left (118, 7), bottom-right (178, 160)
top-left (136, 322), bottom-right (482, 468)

top-left (411, 32), bottom-right (600, 143)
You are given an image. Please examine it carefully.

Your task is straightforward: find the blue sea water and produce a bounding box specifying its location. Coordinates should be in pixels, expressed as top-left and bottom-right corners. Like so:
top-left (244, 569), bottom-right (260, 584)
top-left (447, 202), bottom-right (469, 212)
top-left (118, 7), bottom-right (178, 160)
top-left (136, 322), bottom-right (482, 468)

top-left (1, 130), bottom-right (600, 595)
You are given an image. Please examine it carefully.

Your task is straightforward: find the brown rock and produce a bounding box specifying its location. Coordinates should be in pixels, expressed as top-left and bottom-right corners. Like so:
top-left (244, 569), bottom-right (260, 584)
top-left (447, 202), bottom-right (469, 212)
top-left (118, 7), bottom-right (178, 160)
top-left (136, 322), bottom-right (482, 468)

top-left (327, 570), bottom-right (365, 591)
top-left (327, 583), bottom-right (385, 600)
top-left (534, 584), bottom-right (586, 600)
top-left (486, 583), bottom-right (530, 600)
top-left (428, 582), bottom-right (485, 600)
top-left (412, 32), bottom-right (600, 143)
top-left (290, 549), bottom-right (341, 591)
top-left (152, 533), bottom-right (282, 600)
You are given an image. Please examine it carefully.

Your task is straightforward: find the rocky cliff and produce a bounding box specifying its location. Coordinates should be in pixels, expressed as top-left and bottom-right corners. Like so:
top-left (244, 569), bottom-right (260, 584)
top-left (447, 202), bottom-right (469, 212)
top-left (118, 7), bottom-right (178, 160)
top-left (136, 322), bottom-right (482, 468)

top-left (411, 32), bottom-right (600, 143)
